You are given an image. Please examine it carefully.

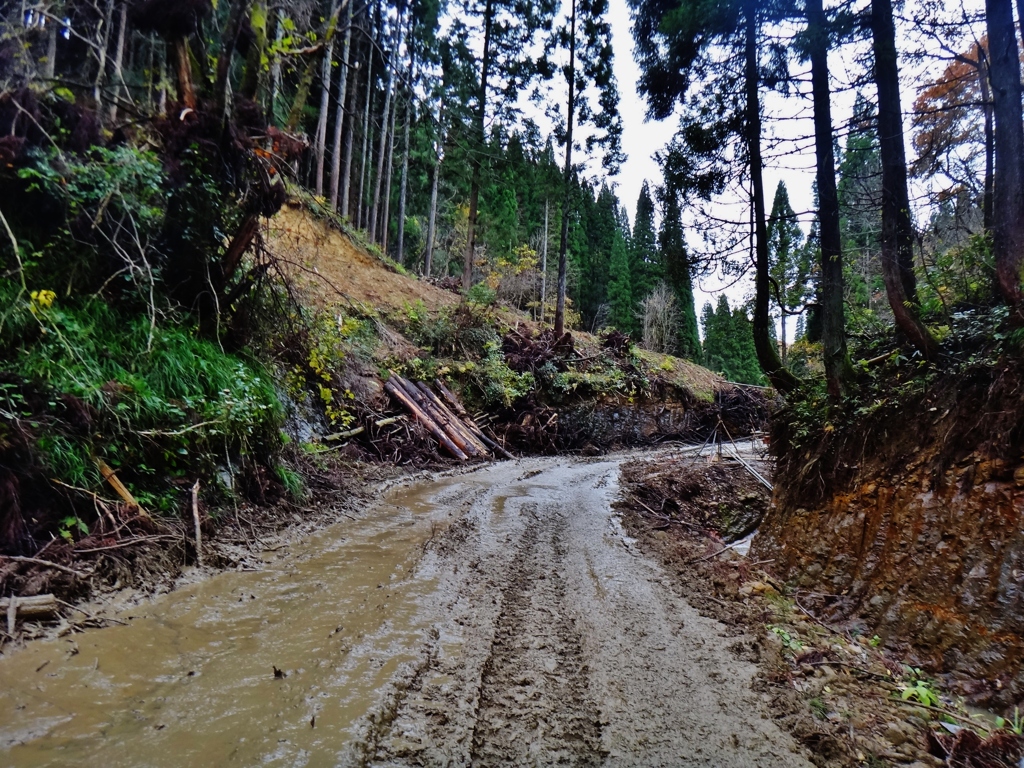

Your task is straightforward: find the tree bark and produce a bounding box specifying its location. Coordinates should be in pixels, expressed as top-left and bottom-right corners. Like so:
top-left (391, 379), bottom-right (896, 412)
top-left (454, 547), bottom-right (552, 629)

top-left (357, 40), bottom-right (374, 229)
top-left (870, 0), bottom-right (939, 358)
top-left (397, 98), bottom-right (411, 264)
top-left (807, 0), bottom-right (854, 398)
top-left (425, 142), bottom-right (441, 276)
top-left (215, 0), bottom-right (255, 124)
top-left (986, 0), bottom-right (1024, 304)
top-left (554, 0), bottom-right (576, 338)
top-left (108, 0), bottom-right (128, 123)
top-left (369, 8), bottom-right (403, 244)
top-left (286, 5), bottom-right (342, 132)
top-left (978, 47), bottom-right (995, 231)
top-left (171, 37), bottom-right (196, 109)
top-left (93, 0), bottom-right (115, 109)
top-left (744, 4), bottom-right (799, 392)
top-left (314, 6), bottom-right (338, 197)
top-left (382, 82), bottom-right (397, 253)
top-left (329, 0), bottom-right (354, 211)
top-left (241, 2), bottom-right (268, 101)
top-left (540, 199), bottom-right (548, 322)
top-left (463, 0), bottom-right (494, 291)
top-left (268, 10), bottom-right (282, 121)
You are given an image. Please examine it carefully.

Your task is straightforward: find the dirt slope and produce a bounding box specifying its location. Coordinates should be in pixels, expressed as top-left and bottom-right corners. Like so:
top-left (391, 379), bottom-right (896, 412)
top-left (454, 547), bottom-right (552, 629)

top-left (266, 203), bottom-right (458, 313)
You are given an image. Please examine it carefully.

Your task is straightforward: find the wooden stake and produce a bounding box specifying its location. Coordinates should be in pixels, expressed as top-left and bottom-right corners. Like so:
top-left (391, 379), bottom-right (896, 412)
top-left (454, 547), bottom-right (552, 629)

top-left (94, 458), bottom-right (149, 518)
top-left (7, 595), bottom-right (17, 637)
top-left (191, 480), bottom-right (203, 567)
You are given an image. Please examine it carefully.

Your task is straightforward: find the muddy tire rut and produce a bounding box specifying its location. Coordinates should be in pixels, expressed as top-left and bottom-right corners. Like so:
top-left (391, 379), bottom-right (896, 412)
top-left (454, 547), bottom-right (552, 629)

top-left (0, 456), bottom-right (814, 768)
top-left (470, 510), bottom-right (604, 766)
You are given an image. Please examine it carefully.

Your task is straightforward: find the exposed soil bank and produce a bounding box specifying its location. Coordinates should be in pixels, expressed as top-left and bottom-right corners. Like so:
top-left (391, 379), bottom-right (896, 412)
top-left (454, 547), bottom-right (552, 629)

top-left (617, 448), bottom-right (1024, 768)
top-left (755, 360), bottom-right (1024, 709)
top-left (0, 455), bottom-right (812, 767)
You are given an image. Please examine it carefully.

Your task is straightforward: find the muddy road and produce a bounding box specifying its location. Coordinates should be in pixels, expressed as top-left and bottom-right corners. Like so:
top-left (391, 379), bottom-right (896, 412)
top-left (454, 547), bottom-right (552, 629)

top-left (0, 456), bottom-right (812, 767)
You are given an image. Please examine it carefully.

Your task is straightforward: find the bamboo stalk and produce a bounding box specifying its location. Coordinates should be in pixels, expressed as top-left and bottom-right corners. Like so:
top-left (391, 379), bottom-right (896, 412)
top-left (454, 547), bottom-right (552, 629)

top-left (384, 379), bottom-right (467, 460)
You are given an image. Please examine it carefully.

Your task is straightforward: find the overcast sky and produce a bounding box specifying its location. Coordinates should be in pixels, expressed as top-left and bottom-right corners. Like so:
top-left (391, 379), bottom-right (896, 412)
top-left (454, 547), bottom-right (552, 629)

top-left (601, 0), bottom-right (986, 317)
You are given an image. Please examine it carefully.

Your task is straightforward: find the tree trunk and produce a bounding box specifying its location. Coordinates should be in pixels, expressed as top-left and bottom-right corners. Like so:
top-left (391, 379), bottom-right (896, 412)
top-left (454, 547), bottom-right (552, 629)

top-left (463, 0), bottom-right (494, 291)
top-left (330, 0), bottom-right (354, 211)
top-left (381, 79), bottom-right (400, 254)
top-left (397, 98), bottom-right (411, 265)
top-left (540, 200), bottom-right (548, 322)
top-left (425, 150), bottom-right (440, 276)
top-left (171, 37), bottom-right (196, 109)
top-left (286, 5), bottom-right (342, 132)
top-left (978, 48), bottom-right (995, 231)
top-left (108, 0), bottom-right (128, 123)
top-left (43, 14), bottom-right (57, 80)
top-left (807, 0), bottom-right (854, 398)
top-left (93, 0), bottom-right (114, 109)
top-left (780, 312), bottom-right (787, 363)
top-left (554, 0), bottom-right (577, 338)
top-left (268, 10), bottom-right (282, 121)
top-left (314, 11), bottom-right (337, 197)
top-left (241, 2), bottom-right (268, 101)
top-left (215, 0), bottom-right (255, 123)
top-left (986, 0), bottom-right (1024, 304)
top-left (744, 5), bottom-right (799, 392)
top-left (357, 40), bottom-right (374, 229)
top-left (870, 0), bottom-right (939, 358)
top-left (369, 9), bottom-right (403, 244)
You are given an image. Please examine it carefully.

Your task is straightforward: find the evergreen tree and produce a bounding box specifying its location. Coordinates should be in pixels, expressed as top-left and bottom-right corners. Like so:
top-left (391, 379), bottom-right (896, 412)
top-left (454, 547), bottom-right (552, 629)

top-left (659, 187), bottom-right (701, 359)
top-left (630, 181), bottom-right (661, 306)
top-left (767, 181), bottom-right (810, 362)
top-left (702, 297), bottom-right (763, 385)
top-left (552, 0), bottom-right (625, 336)
top-left (607, 223), bottom-right (634, 333)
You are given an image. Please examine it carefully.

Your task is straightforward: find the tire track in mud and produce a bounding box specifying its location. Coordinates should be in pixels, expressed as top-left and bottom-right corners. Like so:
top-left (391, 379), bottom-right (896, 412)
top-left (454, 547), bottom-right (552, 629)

top-left (469, 508), bottom-right (604, 766)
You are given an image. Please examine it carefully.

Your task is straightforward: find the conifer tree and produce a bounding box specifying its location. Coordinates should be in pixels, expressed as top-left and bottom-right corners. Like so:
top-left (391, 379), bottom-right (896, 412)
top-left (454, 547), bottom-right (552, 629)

top-left (767, 181), bottom-right (809, 363)
top-left (552, 0), bottom-right (625, 336)
top-left (659, 186), bottom-right (701, 359)
top-left (630, 181), bottom-right (660, 305)
top-left (607, 223), bottom-right (634, 333)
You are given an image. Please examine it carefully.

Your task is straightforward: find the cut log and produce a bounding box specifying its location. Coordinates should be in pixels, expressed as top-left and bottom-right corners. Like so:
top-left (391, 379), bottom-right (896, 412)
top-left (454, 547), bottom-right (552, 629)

top-left (392, 375), bottom-right (478, 457)
top-left (435, 379), bottom-right (515, 460)
top-left (323, 426), bottom-right (365, 441)
top-left (416, 382), bottom-right (490, 457)
top-left (384, 379), bottom-right (467, 460)
top-left (1, 594), bottom-right (59, 627)
top-left (399, 378), bottom-right (479, 457)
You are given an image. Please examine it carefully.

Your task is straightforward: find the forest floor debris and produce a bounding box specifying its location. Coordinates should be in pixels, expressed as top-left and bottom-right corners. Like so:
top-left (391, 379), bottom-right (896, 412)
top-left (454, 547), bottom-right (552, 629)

top-left (616, 449), bottom-right (1024, 768)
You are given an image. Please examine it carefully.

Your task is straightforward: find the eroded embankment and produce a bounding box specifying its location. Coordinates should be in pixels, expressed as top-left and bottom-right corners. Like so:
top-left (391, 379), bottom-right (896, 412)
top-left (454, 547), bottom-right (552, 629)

top-left (754, 359), bottom-right (1024, 707)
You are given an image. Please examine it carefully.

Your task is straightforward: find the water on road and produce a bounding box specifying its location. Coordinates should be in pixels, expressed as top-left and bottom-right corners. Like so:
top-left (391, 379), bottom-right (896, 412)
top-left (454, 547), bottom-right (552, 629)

top-left (0, 456), bottom-right (811, 767)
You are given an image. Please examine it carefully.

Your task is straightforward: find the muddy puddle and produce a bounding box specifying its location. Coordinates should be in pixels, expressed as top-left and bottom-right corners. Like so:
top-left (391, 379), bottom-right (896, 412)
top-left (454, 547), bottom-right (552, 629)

top-left (0, 478), bottom-right (466, 767)
top-left (0, 456), bottom-right (813, 767)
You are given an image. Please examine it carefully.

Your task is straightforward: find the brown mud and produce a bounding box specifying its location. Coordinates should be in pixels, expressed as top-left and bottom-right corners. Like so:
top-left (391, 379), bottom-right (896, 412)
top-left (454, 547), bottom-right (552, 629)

top-left (0, 454), bottom-right (812, 767)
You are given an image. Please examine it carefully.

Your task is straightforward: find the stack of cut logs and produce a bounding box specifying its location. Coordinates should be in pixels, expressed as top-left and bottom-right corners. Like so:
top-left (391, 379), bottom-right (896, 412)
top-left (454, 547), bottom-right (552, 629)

top-left (384, 373), bottom-right (513, 461)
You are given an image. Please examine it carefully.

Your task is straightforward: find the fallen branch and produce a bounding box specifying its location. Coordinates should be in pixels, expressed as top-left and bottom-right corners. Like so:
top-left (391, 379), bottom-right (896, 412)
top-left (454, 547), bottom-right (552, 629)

top-left (191, 480), bottom-right (203, 567)
top-left (686, 542), bottom-right (739, 564)
top-left (0, 555), bottom-right (90, 578)
top-left (74, 535), bottom-right (176, 553)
